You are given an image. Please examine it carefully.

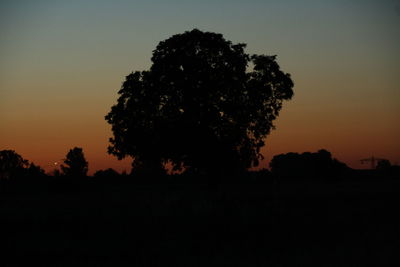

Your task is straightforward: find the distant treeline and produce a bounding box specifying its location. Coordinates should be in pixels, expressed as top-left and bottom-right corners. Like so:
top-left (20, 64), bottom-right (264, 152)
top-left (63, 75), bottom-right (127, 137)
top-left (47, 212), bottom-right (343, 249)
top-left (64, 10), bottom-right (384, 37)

top-left (1, 148), bottom-right (399, 183)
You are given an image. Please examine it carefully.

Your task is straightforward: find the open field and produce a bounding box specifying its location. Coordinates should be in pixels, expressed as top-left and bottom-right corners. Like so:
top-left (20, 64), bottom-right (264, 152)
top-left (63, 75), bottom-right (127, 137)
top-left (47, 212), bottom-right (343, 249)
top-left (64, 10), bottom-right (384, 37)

top-left (2, 176), bottom-right (400, 266)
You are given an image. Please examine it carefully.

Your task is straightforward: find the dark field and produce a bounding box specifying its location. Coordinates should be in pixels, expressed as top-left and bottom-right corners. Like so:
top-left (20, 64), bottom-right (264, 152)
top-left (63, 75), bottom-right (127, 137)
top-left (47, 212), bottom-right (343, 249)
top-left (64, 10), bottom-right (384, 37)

top-left (2, 175), bottom-right (400, 266)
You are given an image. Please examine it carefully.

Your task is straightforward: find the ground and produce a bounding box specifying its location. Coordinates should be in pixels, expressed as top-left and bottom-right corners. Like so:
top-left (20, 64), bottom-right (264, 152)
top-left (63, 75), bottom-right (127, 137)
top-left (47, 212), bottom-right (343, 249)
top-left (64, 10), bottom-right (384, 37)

top-left (1, 175), bottom-right (399, 266)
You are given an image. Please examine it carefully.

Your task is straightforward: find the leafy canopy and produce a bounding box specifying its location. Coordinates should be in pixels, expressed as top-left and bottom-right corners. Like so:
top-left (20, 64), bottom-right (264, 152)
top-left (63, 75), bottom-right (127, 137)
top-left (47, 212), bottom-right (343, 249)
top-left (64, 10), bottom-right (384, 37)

top-left (106, 29), bottom-right (294, 173)
top-left (61, 147), bottom-right (88, 177)
top-left (0, 150), bottom-right (29, 172)
top-left (0, 150), bottom-right (45, 179)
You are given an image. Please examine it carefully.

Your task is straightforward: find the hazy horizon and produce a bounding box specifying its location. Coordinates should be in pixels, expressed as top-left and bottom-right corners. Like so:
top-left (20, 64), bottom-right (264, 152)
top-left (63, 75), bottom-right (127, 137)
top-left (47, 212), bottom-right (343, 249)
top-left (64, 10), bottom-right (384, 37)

top-left (1, 0), bottom-right (399, 174)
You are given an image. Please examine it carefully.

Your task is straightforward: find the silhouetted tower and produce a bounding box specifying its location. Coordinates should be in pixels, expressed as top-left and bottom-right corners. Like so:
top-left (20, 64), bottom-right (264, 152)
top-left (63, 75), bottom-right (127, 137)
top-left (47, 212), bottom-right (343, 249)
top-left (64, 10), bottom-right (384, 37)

top-left (360, 156), bottom-right (384, 169)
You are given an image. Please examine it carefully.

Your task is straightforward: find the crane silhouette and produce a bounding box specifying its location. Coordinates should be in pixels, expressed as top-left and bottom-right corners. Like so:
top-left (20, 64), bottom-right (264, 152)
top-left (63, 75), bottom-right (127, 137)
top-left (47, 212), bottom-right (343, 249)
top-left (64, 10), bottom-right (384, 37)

top-left (360, 156), bottom-right (385, 169)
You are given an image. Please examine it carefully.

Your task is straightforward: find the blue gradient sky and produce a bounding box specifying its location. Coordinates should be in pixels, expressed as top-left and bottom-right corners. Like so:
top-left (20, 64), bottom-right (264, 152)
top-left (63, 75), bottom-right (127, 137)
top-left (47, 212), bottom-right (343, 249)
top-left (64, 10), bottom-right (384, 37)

top-left (1, 0), bottom-right (399, 173)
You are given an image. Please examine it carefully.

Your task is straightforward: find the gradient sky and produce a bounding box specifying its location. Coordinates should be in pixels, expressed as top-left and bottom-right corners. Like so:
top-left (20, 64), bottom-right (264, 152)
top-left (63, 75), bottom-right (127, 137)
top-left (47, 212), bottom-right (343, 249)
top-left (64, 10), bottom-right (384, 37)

top-left (1, 0), bottom-right (399, 174)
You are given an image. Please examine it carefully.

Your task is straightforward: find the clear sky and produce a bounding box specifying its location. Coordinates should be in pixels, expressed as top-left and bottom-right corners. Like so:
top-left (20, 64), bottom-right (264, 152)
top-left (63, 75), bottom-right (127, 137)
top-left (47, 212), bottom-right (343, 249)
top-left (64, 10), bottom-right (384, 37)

top-left (1, 0), bottom-right (399, 174)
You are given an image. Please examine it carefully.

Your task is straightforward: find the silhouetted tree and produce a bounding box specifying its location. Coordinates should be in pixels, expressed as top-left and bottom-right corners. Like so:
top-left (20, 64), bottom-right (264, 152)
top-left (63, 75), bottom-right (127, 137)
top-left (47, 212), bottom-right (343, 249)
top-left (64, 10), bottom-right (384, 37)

top-left (270, 149), bottom-right (349, 179)
top-left (106, 29), bottom-right (294, 175)
top-left (26, 162), bottom-right (46, 178)
top-left (93, 168), bottom-right (119, 179)
top-left (0, 150), bottom-right (45, 179)
top-left (376, 159), bottom-right (391, 170)
top-left (61, 147), bottom-right (88, 177)
top-left (0, 150), bottom-right (29, 179)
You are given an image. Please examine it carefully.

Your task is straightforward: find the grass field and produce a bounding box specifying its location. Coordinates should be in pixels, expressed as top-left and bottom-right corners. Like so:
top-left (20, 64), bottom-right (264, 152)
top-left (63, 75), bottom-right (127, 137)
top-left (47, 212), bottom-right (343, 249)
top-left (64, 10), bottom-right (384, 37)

top-left (2, 175), bottom-right (399, 266)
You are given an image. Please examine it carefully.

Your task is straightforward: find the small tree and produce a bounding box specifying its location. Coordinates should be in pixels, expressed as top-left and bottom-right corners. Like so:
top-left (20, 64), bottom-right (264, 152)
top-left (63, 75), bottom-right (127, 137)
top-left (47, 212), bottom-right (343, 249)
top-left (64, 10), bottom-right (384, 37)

top-left (0, 150), bottom-right (29, 179)
top-left (0, 150), bottom-right (45, 179)
top-left (93, 168), bottom-right (119, 179)
top-left (26, 162), bottom-right (46, 178)
top-left (61, 147), bottom-right (88, 177)
top-left (376, 159), bottom-right (391, 170)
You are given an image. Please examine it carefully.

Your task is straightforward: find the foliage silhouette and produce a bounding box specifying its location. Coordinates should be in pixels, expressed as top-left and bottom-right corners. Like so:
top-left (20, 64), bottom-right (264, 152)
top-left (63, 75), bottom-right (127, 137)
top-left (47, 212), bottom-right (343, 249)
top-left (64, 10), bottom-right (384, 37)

top-left (61, 147), bottom-right (88, 177)
top-left (25, 162), bottom-right (46, 178)
top-left (106, 29), bottom-right (294, 174)
top-left (375, 159), bottom-right (400, 176)
top-left (376, 159), bottom-right (391, 170)
top-left (270, 149), bottom-right (349, 179)
top-left (0, 150), bottom-right (45, 179)
top-left (0, 150), bottom-right (29, 179)
top-left (93, 168), bottom-right (119, 179)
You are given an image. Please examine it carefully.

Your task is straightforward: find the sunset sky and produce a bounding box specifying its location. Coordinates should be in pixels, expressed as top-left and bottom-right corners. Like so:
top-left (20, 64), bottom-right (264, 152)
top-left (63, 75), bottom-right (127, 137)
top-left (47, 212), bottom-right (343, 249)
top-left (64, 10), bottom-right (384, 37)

top-left (1, 0), bottom-right (399, 174)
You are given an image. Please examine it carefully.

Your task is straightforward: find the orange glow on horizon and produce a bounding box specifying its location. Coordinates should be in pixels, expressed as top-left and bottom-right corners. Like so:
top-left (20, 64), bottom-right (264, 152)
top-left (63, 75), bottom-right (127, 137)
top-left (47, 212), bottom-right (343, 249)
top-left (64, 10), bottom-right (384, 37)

top-left (1, 1), bottom-right (399, 175)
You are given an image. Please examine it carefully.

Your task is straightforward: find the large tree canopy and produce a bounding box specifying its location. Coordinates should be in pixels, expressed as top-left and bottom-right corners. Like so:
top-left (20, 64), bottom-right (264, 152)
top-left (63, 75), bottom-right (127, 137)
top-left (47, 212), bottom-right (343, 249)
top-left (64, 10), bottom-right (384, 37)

top-left (106, 29), bottom-right (294, 174)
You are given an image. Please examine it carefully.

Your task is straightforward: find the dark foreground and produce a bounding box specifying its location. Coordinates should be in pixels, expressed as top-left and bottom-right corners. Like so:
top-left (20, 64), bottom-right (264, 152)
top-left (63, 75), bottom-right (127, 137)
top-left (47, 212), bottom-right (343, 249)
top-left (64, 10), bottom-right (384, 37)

top-left (2, 174), bottom-right (400, 266)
